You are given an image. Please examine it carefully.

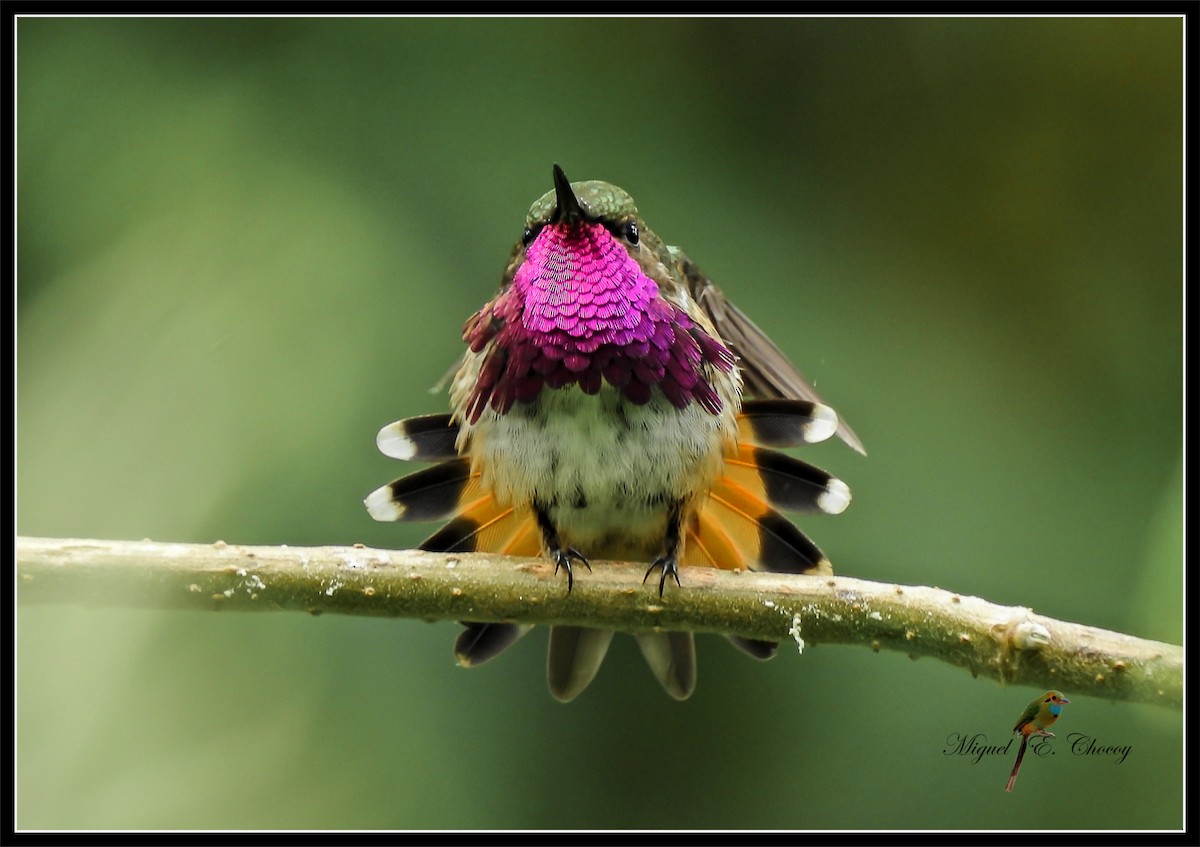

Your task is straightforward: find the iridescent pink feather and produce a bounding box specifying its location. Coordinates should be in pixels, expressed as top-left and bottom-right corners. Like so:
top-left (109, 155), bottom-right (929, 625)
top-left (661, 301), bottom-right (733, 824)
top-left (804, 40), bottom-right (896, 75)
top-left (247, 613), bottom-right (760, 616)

top-left (463, 222), bottom-right (734, 422)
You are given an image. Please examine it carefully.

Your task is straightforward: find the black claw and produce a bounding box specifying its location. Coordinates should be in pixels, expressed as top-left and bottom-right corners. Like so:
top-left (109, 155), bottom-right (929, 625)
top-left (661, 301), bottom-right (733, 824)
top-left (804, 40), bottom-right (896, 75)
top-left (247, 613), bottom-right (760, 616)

top-left (643, 555), bottom-right (681, 597)
top-left (534, 503), bottom-right (590, 592)
top-left (553, 547), bottom-right (590, 592)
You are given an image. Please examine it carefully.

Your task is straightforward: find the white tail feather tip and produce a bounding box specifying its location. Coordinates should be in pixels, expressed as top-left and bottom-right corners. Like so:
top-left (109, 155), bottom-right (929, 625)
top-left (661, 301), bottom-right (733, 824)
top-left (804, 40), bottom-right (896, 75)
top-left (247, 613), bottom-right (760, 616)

top-left (805, 403), bottom-right (840, 444)
top-left (376, 423), bottom-right (417, 460)
top-left (818, 478), bottom-right (851, 515)
top-left (364, 485), bottom-right (405, 521)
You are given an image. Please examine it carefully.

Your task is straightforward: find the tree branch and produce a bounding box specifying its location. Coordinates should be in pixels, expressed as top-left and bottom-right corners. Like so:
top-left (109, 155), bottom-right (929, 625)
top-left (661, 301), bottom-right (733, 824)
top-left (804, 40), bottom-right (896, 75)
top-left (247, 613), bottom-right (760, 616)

top-left (16, 535), bottom-right (1180, 709)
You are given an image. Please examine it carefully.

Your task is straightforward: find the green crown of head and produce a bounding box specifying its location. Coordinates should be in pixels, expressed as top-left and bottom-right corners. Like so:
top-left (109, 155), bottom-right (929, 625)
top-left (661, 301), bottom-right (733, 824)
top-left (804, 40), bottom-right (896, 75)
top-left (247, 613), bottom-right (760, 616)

top-left (526, 179), bottom-right (639, 227)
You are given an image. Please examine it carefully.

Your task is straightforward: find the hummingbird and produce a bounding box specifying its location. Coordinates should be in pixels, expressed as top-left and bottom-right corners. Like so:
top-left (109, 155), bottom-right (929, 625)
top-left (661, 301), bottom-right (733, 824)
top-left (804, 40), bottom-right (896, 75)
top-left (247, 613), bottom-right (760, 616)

top-left (366, 165), bottom-right (862, 701)
top-left (1005, 690), bottom-right (1070, 792)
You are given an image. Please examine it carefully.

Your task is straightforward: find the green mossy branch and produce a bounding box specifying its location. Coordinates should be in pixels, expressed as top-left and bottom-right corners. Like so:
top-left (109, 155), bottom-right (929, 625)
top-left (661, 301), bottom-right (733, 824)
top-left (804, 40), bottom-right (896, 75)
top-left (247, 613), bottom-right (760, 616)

top-left (16, 535), bottom-right (1181, 709)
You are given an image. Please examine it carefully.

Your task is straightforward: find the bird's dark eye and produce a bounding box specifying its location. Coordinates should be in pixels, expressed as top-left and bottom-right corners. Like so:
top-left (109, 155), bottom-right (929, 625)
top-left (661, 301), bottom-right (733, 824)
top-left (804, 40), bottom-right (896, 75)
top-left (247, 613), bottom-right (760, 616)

top-left (522, 226), bottom-right (538, 246)
top-left (624, 222), bottom-right (640, 245)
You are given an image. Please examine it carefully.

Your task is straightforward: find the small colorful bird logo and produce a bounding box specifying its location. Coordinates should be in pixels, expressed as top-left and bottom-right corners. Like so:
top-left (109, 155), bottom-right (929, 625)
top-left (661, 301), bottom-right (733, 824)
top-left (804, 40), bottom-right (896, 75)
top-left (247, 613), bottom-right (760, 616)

top-left (1005, 690), bottom-right (1070, 792)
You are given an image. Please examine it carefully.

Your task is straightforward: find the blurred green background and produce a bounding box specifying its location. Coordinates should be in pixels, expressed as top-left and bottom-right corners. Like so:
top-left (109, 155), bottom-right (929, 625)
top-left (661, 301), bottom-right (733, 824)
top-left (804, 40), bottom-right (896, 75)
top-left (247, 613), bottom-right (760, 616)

top-left (17, 17), bottom-right (1181, 830)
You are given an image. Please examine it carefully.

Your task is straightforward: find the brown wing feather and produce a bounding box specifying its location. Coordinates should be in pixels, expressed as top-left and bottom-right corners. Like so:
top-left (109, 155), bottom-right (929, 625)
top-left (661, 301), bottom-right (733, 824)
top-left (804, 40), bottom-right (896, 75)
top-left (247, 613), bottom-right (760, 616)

top-left (678, 250), bottom-right (866, 456)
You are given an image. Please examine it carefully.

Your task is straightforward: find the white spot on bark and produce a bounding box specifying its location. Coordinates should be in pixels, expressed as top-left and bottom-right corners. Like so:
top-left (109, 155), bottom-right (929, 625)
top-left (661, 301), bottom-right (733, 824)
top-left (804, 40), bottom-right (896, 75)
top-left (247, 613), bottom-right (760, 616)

top-left (788, 613), bottom-right (805, 654)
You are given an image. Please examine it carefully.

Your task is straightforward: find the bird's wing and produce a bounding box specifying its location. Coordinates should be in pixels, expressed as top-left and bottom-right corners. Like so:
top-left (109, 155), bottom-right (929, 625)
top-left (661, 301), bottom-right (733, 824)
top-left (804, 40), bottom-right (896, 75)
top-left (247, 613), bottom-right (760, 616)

top-left (676, 248), bottom-right (866, 456)
top-left (1012, 702), bottom-right (1040, 734)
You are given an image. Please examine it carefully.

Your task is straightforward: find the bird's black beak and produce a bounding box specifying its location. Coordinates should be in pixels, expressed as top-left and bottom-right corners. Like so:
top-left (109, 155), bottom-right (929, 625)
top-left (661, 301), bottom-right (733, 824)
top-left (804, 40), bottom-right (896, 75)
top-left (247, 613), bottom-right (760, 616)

top-left (552, 164), bottom-right (585, 225)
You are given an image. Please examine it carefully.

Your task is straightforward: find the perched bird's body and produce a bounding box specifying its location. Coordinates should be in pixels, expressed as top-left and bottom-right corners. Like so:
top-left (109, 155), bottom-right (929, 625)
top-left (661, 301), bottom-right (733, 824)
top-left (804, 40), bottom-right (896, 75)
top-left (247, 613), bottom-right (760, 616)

top-left (1005, 690), bottom-right (1070, 792)
top-left (456, 385), bottom-right (732, 563)
top-left (368, 166), bottom-right (860, 700)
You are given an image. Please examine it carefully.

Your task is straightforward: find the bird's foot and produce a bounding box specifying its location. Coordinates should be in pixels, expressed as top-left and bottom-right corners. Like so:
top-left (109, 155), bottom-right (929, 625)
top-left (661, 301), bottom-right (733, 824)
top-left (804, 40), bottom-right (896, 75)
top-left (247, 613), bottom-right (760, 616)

top-left (643, 555), bottom-right (681, 597)
top-left (552, 548), bottom-right (590, 592)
